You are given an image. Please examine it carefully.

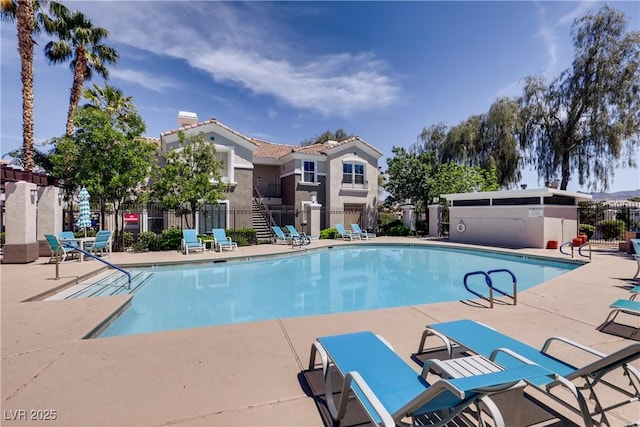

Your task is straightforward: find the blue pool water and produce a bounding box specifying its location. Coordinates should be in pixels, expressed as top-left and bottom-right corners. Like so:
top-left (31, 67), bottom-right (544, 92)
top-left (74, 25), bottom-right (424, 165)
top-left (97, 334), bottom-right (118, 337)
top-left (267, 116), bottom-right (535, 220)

top-left (99, 245), bottom-right (578, 337)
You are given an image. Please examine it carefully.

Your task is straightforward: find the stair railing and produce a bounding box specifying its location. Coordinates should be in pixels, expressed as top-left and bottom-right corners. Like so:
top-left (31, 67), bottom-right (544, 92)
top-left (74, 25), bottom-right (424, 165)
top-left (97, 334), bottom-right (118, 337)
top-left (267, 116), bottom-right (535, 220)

top-left (253, 185), bottom-right (277, 228)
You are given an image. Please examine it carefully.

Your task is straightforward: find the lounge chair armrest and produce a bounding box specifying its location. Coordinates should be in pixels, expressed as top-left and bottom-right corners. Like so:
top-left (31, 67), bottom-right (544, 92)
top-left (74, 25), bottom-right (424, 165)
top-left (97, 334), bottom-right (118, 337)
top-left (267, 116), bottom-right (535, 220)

top-left (489, 347), bottom-right (541, 367)
top-left (339, 371), bottom-right (396, 427)
top-left (418, 327), bottom-right (454, 358)
top-left (541, 336), bottom-right (606, 358)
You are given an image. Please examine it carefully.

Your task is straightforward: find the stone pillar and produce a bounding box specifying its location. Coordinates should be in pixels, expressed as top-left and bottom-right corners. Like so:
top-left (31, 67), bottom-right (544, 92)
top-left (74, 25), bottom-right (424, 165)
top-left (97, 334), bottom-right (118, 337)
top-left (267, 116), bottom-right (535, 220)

top-left (36, 186), bottom-right (64, 256)
top-left (3, 181), bottom-right (39, 263)
top-left (140, 208), bottom-right (148, 233)
top-left (306, 202), bottom-right (322, 238)
top-left (428, 204), bottom-right (443, 237)
top-left (401, 204), bottom-right (415, 231)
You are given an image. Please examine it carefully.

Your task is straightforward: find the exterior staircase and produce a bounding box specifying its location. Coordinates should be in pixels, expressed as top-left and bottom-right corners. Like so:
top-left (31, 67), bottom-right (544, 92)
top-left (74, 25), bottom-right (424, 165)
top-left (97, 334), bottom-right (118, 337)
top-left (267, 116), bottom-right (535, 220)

top-left (252, 199), bottom-right (273, 243)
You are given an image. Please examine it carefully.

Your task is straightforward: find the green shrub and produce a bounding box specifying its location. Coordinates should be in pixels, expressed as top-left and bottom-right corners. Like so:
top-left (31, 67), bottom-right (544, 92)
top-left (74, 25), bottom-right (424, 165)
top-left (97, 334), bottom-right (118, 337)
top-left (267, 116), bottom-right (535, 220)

top-left (74, 229), bottom-right (96, 237)
top-left (156, 227), bottom-right (182, 250)
top-left (123, 231), bottom-right (134, 248)
top-left (380, 219), bottom-right (413, 236)
top-left (578, 224), bottom-right (596, 240)
top-left (132, 231), bottom-right (157, 252)
top-left (0, 232), bottom-right (4, 247)
top-left (320, 228), bottom-right (338, 239)
top-left (598, 219), bottom-right (625, 240)
top-left (227, 228), bottom-right (256, 247)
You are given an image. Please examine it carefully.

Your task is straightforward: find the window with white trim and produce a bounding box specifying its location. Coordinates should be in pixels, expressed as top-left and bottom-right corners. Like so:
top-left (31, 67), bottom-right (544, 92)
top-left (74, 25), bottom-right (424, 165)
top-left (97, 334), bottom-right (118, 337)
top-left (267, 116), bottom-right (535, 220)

top-left (303, 161), bottom-right (316, 183)
top-left (214, 146), bottom-right (234, 183)
top-left (342, 162), bottom-right (366, 187)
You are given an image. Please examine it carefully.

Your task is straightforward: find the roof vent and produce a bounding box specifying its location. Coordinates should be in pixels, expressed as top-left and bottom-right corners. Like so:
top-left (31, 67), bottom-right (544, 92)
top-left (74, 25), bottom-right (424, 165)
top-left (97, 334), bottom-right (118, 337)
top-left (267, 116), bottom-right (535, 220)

top-left (177, 111), bottom-right (198, 127)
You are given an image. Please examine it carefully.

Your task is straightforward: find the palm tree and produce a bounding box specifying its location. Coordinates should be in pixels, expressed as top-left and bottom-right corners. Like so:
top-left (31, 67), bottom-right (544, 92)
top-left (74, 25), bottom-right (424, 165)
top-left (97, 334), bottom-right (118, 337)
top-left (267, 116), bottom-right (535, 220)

top-left (1, 0), bottom-right (47, 172)
top-left (42, 2), bottom-right (118, 136)
top-left (83, 83), bottom-right (133, 122)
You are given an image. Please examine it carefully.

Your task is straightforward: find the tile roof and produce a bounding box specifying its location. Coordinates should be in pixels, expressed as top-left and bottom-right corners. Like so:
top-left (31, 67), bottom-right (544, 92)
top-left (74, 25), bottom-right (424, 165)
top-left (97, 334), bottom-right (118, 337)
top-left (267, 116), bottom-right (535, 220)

top-left (157, 115), bottom-right (383, 159)
top-left (160, 117), bottom-right (258, 146)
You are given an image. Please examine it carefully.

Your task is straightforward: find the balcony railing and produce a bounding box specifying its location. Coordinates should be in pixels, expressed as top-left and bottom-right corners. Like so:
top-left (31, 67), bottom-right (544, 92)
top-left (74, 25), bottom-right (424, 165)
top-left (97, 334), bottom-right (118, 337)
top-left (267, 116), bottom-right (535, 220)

top-left (254, 184), bottom-right (281, 198)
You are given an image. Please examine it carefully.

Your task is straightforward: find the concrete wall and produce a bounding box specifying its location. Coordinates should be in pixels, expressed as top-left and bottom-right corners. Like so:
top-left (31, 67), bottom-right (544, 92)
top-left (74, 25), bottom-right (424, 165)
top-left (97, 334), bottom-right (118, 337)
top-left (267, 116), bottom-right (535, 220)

top-left (448, 205), bottom-right (579, 248)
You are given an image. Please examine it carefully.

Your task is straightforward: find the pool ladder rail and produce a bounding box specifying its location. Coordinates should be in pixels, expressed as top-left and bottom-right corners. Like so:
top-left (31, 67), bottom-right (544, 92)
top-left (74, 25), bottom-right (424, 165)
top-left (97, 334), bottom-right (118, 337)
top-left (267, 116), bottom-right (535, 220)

top-left (463, 269), bottom-right (517, 309)
top-left (559, 241), bottom-right (592, 260)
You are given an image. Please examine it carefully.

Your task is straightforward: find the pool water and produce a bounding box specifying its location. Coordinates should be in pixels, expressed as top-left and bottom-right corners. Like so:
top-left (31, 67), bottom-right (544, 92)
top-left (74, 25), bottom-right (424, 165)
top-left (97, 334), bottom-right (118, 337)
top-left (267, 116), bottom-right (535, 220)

top-left (98, 245), bottom-right (578, 337)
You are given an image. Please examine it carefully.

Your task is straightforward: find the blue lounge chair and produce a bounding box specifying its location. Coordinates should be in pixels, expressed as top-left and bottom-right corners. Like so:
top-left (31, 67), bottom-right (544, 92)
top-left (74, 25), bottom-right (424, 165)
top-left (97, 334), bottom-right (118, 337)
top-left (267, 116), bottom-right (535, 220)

top-left (212, 228), bottom-right (237, 252)
top-left (419, 319), bottom-right (640, 426)
top-left (86, 230), bottom-right (112, 258)
top-left (309, 331), bottom-right (558, 427)
top-left (335, 223), bottom-right (359, 240)
top-left (351, 223), bottom-right (376, 239)
top-left (632, 239), bottom-right (640, 279)
top-left (605, 299), bottom-right (640, 324)
top-left (181, 229), bottom-right (205, 254)
top-left (285, 225), bottom-right (311, 246)
top-left (44, 234), bottom-right (79, 263)
top-left (271, 226), bottom-right (292, 244)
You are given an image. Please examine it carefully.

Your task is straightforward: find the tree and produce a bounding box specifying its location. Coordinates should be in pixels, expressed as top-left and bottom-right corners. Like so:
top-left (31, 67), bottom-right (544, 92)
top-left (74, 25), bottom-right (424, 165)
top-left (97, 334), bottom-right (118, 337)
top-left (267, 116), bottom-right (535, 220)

top-left (520, 5), bottom-right (640, 191)
top-left (1, 0), bottom-right (47, 172)
top-left (413, 98), bottom-right (522, 189)
top-left (77, 84), bottom-right (149, 230)
top-left (52, 106), bottom-right (155, 250)
top-left (42, 1), bottom-right (118, 136)
top-left (384, 147), bottom-right (435, 212)
top-left (152, 132), bottom-right (227, 229)
top-left (300, 129), bottom-right (354, 146)
top-left (430, 163), bottom-right (500, 197)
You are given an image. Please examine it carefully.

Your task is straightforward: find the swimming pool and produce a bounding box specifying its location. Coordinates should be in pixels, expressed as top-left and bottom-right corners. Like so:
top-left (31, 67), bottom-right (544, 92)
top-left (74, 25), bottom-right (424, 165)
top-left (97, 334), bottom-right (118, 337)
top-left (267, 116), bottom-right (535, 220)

top-left (98, 245), bottom-right (579, 337)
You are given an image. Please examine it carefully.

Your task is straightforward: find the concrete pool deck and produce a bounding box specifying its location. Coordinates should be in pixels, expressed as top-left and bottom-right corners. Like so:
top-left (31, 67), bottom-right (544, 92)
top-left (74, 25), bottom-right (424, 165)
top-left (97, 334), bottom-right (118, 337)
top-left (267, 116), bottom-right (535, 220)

top-left (1, 237), bottom-right (639, 426)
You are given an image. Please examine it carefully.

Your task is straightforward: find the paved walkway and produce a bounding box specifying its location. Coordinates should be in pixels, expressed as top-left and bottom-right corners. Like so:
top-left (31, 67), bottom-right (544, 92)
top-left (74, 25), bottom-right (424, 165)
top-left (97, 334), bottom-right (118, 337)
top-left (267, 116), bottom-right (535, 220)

top-left (1, 238), bottom-right (639, 426)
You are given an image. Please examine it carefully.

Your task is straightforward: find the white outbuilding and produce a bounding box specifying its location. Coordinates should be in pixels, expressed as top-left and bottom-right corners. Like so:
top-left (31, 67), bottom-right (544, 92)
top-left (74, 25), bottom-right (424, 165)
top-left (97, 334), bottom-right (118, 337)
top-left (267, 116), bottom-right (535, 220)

top-left (442, 188), bottom-right (592, 249)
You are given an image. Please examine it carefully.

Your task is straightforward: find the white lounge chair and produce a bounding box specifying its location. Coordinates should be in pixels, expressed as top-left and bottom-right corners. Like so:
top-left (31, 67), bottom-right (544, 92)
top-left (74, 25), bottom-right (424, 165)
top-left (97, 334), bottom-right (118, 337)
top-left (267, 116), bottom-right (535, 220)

top-left (419, 319), bottom-right (640, 427)
top-left (212, 228), bottom-right (237, 252)
top-left (309, 330), bottom-right (558, 427)
top-left (181, 229), bottom-right (205, 254)
top-left (335, 223), bottom-right (359, 240)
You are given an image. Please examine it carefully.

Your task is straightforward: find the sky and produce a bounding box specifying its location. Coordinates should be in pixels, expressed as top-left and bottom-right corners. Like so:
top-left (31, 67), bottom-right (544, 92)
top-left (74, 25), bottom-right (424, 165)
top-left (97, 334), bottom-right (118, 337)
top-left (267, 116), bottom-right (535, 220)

top-left (1, 0), bottom-right (639, 194)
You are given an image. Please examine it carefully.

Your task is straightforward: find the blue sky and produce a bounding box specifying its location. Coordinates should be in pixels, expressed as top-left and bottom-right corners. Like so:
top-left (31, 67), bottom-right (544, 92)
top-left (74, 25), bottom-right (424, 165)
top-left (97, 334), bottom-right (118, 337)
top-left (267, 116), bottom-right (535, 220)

top-left (1, 1), bottom-right (639, 193)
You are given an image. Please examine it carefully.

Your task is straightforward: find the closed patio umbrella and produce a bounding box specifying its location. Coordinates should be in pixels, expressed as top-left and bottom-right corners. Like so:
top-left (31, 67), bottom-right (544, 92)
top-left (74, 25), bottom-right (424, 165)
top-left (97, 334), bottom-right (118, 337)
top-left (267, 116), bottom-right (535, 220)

top-left (76, 187), bottom-right (91, 237)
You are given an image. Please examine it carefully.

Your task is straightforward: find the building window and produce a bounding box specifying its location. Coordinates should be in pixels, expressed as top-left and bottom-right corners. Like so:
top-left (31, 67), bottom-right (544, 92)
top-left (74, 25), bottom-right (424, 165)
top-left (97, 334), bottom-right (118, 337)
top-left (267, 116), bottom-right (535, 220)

top-left (342, 162), bottom-right (366, 188)
top-left (303, 161), bottom-right (316, 183)
top-left (214, 146), bottom-right (234, 183)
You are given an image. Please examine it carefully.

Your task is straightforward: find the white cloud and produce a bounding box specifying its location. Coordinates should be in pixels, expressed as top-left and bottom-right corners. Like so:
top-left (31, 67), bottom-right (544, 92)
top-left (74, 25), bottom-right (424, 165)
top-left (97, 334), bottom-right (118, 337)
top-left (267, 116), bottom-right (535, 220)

top-left (75, 2), bottom-right (400, 118)
top-left (110, 69), bottom-right (178, 92)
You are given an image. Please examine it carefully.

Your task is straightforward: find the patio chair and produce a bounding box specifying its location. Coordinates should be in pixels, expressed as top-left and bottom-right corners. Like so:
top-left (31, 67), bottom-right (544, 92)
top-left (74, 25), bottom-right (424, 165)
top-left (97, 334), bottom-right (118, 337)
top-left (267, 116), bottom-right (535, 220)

top-left (632, 239), bottom-right (640, 279)
top-left (309, 330), bottom-right (559, 427)
top-left (212, 228), bottom-right (237, 252)
top-left (86, 230), bottom-right (112, 258)
top-left (58, 231), bottom-right (79, 247)
top-left (44, 234), bottom-right (79, 263)
top-left (181, 229), bottom-right (206, 254)
top-left (605, 299), bottom-right (640, 324)
top-left (335, 223), bottom-right (359, 240)
top-left (285, 225), bottom-right (311, 246)
top-left (271, 226), bottom-right (291, 245)
top-left (351, 223), bottom-right (376, 239)
top-left (418, 319), bottom-right (640, 427)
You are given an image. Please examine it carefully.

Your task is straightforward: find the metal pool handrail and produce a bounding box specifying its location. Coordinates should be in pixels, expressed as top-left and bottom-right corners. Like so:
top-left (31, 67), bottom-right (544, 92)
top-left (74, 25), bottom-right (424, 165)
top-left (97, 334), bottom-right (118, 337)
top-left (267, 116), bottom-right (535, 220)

top-left (59, 243), bottom-right (132, 290)
top-left (463, 269), bottom-right (518, 308)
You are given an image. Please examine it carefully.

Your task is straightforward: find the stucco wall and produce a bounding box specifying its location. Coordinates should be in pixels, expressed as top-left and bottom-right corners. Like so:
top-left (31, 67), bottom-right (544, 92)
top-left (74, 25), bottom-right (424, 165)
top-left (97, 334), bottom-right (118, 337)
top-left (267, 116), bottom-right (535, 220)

top-left (448, 205), bottom-right (579, 248)
top-left (325, 147), bottom-right (379, 212)
top-left (226, 168), bottom-right (253, 210)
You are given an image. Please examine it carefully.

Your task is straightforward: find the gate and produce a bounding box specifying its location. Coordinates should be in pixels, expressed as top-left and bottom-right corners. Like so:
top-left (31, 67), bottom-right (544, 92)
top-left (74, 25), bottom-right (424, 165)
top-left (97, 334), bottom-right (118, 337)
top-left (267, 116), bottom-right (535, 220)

top-left (577, 201), bottom-right (640, 245)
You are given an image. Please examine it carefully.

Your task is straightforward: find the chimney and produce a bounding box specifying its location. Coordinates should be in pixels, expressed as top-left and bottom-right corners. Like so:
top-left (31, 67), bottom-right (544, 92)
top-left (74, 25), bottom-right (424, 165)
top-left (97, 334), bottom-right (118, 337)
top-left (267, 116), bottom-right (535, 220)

top-left (177, 111), bottom-right (198, 127)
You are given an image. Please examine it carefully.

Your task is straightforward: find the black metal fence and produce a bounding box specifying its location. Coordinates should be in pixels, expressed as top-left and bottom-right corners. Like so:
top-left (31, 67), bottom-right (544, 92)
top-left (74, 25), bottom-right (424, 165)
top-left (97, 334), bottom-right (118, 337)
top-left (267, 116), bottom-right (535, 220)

top-left (577, 201), bottom-right (640, 245)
